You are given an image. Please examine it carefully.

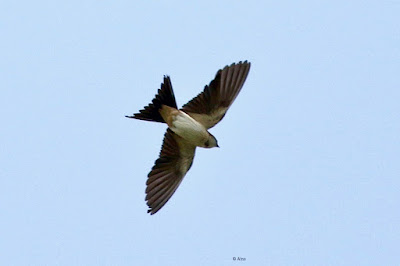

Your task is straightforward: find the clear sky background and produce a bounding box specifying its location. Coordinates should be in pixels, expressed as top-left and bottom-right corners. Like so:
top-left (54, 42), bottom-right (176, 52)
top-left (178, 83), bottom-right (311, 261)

top-left (1, 1), bottom-right (399, 265)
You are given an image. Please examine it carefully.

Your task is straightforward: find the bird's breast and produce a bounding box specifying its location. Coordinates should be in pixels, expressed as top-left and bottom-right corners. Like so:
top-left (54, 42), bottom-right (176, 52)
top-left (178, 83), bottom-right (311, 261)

top-left (169, 111), bottom-right (209, 146)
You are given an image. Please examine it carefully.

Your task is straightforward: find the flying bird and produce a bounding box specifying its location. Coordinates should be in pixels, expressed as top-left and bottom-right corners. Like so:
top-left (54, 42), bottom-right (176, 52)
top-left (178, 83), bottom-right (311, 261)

top-left (126, 61), bottom-right (251, 214)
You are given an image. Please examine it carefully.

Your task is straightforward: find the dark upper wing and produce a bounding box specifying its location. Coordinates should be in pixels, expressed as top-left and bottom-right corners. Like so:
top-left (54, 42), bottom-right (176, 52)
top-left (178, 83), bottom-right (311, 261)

top-left (180, 61), bottom-right (251, 129)
top-left (145, 129), bottom-right (196, 215)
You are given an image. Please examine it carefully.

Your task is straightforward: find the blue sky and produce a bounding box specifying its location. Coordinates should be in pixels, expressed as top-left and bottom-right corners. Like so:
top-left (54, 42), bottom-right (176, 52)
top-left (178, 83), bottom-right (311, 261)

top-left (1, 1), bottom-right (399, 265)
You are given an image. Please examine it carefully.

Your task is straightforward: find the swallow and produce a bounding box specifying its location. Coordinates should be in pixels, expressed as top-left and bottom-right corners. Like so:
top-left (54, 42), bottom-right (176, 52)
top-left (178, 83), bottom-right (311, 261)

top-left (126, 61), bottom-right (251, 214)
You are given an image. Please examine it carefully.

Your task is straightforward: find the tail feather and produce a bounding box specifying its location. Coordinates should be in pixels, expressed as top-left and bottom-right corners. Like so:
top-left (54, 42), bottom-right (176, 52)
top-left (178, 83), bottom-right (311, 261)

top-left (126, 76), bottom-right (178, 123)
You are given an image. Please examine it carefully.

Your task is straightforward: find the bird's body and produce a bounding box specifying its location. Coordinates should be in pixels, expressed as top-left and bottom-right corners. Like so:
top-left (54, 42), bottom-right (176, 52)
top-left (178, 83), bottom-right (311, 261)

top-left (159, 105), bottom-right (211, 148)
top-left (126, 61), bottom-right (251, 214)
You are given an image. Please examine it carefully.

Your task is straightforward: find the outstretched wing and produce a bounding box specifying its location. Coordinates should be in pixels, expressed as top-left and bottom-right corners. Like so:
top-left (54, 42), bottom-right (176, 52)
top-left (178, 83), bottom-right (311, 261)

top-left (145, 129), bottom-right (196, 215)
top-left (181, 61), bottom-right (251, 129)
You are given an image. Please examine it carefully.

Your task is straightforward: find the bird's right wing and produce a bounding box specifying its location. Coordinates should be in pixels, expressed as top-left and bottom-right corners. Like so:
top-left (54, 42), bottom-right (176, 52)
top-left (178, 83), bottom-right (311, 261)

top-left (145, 129), bottom-right (196, 215)
top-left (181, 61), bottom-right (251, 129)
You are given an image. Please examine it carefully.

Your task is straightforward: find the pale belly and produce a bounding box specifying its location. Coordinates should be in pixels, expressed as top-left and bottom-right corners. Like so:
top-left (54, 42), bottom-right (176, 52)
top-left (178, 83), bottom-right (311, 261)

top-left (169, 111), bottom-right (209, 146)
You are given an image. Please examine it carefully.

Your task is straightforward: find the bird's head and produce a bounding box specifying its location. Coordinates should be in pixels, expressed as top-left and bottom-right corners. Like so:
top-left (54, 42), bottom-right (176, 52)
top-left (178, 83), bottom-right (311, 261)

top-left (204, 133), bottom-right (219, 148)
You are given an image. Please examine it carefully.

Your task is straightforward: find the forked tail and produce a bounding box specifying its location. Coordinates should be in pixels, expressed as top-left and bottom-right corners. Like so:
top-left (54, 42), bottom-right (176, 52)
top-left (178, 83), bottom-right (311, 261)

top-left (126, 76), bottom-right (178, 123)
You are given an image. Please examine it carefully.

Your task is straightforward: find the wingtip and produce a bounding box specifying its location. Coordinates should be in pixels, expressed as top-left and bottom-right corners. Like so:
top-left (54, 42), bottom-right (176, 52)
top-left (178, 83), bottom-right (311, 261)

top-left (147, 207), bottom-right (159, 215)
top-left (236, 60), bottom-right (251, 73)
top-left (228, 60), bottom-right (251, 68)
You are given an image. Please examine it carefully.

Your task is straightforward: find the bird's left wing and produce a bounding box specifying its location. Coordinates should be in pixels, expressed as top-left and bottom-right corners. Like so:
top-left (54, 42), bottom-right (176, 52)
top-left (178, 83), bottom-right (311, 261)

top-left (181, 61), bottom-right (251, 129)
top-left (145, 129), bottom-right (196, 215)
